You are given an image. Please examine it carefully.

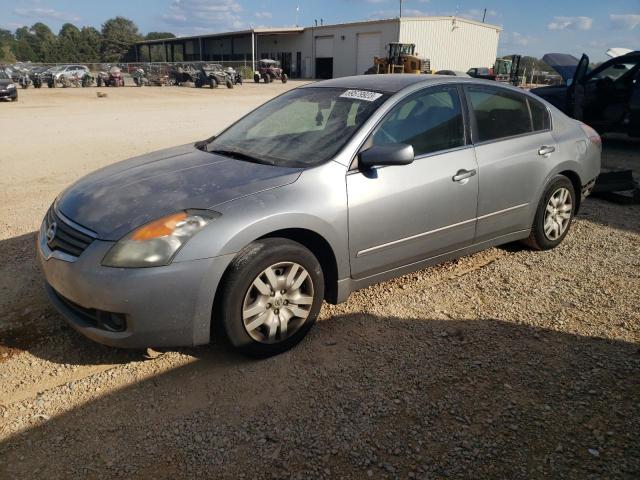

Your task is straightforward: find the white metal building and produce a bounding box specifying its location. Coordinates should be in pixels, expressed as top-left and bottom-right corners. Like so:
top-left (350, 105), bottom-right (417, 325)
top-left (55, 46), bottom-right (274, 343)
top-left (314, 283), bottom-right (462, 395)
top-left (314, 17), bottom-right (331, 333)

top-left (136, 16), bottom-right (501, 79)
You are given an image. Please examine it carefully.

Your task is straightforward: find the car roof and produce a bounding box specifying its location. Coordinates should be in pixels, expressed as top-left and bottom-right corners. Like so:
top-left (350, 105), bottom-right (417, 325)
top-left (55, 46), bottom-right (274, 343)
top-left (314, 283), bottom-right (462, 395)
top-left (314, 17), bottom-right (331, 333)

top-left (302, 74), bottom-right (492, 94)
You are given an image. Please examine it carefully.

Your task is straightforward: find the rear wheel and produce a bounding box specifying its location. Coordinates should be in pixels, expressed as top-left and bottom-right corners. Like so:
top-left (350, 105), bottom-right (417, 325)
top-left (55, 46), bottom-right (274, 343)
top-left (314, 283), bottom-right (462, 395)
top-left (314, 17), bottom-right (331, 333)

top-left (217, 238), bottom-right (324, 357)
top-left (254, 73), bottom-right (260, 83)
top-left (524, 175), bottom-right (575, 250)
top-left (281, 73), bottom-right (288, 83)
top-left (225, 78), bottom-right (233, 89)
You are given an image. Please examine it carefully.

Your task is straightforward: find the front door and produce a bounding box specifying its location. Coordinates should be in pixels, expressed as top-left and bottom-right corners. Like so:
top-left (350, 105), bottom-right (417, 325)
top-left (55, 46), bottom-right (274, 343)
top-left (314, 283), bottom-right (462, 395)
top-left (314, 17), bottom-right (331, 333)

top-left (347, 84), bottom-right (478, 279)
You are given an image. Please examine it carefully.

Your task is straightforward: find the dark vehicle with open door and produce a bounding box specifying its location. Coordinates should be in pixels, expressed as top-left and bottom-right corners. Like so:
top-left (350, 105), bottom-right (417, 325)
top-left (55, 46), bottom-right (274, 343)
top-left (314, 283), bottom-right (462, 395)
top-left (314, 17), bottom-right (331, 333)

top-left (531, 51), bottom-right (640, 137)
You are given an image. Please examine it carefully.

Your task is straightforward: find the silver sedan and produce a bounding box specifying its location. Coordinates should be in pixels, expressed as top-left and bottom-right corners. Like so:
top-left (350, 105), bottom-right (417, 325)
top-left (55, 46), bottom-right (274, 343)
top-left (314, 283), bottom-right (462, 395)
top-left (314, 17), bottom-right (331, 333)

top-left (38, 75), bottom-right (601, 357)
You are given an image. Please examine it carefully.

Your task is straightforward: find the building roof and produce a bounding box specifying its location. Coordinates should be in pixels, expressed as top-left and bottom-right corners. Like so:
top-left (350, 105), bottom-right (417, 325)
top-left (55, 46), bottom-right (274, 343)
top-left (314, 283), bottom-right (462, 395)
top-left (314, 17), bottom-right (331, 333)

top-left (136, 16), bottom-right (501, 45)
top-left (136, 27), bottom-right (304, 45)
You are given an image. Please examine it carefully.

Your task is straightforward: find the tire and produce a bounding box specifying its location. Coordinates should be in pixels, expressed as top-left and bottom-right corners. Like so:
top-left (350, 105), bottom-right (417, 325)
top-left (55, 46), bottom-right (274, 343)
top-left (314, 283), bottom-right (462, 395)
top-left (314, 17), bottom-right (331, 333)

top-left (523, 175), bottom-right (576, 250)
top-left (281, 73), bottom-right (288, 83)
top-left (217, 238), bottom-right (324, 358)
top-left (254, 73), bottom-right (260, 83)
top-left (225, 79), bottom-right (233, 89)
top-left (210, 78), bottom-right (218, 89)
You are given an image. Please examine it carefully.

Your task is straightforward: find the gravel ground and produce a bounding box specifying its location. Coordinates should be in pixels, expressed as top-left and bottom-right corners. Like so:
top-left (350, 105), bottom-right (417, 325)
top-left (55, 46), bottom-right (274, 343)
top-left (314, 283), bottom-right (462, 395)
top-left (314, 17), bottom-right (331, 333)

top-left (0, 87), bottom-right (638, 479)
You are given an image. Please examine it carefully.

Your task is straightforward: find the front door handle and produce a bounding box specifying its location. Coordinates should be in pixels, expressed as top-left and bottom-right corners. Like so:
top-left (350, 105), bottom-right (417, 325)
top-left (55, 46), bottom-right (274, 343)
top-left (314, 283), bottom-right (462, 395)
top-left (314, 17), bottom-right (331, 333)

top-left (452, 169), bottom-right (477, 182)
top-left (538, 145), bottom-right (556, 156)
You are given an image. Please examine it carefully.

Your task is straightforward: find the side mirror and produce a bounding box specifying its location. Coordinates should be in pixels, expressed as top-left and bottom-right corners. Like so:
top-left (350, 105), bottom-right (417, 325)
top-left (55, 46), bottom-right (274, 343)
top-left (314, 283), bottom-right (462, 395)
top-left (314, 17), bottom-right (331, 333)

top-left (359, 144), bottom-right (415, 170)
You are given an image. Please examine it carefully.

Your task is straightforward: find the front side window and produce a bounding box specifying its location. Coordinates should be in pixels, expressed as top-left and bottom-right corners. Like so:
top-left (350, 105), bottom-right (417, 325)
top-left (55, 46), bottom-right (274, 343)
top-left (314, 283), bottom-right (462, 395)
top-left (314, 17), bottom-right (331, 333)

top-left (209, 87), bottom-right (388, 167)
top-left (368, 85), bottom-right (465, 156)
top-left (466, 86), bottom-right (532, 142)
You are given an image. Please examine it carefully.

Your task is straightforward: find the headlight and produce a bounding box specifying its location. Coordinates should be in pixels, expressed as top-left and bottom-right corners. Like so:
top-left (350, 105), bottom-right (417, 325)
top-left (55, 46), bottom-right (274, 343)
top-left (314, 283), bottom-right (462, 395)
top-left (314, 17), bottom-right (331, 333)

top-left (102, 210), bottom-right (220, 268)
top-left (7, 83), bottom-right (16, 89)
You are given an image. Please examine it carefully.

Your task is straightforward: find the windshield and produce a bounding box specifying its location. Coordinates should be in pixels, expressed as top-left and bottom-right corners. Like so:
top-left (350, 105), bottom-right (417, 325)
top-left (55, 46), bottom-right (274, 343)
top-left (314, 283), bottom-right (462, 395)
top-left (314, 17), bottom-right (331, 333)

top-left (208, 87), bottom-right (389, 167)
top-left (0, 71), bottom-right (9, 80)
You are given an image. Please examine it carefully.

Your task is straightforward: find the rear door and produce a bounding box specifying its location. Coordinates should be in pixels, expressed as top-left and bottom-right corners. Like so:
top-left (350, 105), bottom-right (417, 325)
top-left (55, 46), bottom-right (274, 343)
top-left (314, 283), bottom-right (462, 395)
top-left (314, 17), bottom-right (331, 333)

top-left (465, 84), bottom-right (556, 242)
top-left (347, 84), bottom-right (478, 279)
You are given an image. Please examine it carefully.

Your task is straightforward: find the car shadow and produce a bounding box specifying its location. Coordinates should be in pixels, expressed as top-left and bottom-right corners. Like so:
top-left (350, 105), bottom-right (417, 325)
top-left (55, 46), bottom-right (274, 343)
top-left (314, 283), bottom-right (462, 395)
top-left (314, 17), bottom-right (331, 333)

top-left (0, 314), bottom-right (638, 479)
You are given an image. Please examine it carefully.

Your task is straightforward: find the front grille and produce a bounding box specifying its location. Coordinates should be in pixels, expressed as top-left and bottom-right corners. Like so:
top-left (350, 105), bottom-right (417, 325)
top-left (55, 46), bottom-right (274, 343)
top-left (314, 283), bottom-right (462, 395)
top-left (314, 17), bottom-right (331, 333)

top-left (45, 207), bottom-right (95, 258)
top-left (52, 288), bottom-right (127, 332)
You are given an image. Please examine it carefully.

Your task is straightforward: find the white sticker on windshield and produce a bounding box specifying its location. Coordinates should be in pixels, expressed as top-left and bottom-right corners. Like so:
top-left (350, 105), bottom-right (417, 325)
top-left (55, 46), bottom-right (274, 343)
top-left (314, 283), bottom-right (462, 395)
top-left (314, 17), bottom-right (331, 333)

top-left (340, 90), bottom-right (383, 102)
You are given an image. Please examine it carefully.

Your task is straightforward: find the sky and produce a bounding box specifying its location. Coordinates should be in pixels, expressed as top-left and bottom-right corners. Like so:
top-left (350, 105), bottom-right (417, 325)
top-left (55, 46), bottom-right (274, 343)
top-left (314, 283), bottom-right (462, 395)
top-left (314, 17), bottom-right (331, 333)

top-left (0, 0), bottom-right (638, 61)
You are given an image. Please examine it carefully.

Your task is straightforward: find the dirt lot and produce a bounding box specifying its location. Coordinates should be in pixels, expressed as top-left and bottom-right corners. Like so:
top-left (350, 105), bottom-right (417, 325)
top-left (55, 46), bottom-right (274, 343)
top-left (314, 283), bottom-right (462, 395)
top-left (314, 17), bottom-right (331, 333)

top-left (0, 85), bottom-right (639, 479)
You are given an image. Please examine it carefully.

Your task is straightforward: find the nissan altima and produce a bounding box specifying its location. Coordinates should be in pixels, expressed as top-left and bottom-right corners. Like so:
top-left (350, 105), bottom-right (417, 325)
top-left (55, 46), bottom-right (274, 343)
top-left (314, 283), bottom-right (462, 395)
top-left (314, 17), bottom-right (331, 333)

top-left (39, 75), bottom-right (601, 357)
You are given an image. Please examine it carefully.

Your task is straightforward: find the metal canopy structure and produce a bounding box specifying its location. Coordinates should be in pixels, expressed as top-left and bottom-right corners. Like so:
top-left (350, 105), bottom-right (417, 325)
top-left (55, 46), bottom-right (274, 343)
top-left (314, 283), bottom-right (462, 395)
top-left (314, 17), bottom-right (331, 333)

top-left (135, 27), bottom-right (305, 72)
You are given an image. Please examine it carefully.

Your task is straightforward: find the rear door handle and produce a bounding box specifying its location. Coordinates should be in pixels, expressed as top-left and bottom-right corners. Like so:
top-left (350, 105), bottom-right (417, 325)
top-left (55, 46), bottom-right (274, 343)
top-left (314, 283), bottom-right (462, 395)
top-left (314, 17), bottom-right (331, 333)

top-left (538, 145), bottom-right (556, 156)
top-left (452, 169), bottom-right (477, 182)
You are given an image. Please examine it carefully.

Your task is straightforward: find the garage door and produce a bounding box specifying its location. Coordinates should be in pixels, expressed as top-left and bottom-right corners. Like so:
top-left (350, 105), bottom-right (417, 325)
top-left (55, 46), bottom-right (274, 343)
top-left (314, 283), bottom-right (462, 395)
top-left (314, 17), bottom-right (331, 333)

top-left (315, 36), bottom-right (334, 58)
top-left (356, 32), bottom-right (381, 75)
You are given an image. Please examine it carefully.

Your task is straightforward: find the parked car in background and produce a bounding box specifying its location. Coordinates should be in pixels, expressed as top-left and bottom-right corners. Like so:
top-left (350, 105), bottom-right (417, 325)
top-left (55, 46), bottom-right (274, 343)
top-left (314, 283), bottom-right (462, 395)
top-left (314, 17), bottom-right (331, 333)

top-left (39, 76), bottom-right (600, 357)
top-left (531, 51), bottom-right (640, 137)
top-left (435, 70), bottom-right (471, 77)
top-left (0, 70), bottom-right (18, 101)
top-left (44, 65), bottom-right (91, 88)
top-left (467, 67), bottom-right (496, 80)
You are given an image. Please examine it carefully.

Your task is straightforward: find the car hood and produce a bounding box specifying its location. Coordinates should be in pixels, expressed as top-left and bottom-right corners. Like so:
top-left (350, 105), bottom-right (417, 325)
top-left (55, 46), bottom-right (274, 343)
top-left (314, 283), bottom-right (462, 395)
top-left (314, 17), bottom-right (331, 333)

top-left (56, 144), bottom-right (303, 241)
top-left (0, 79), bottom-right (12, 87)
top-left (542, 53), bottom-right (580, 82)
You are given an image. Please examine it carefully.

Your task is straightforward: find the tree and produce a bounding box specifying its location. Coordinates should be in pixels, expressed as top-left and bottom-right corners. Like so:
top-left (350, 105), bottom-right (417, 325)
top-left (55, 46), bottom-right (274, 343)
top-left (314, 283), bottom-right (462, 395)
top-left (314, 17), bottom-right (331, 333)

top-left (101, 17), bottom-right (142, 62)
top-left (0, 29), bottom-right (16, 62)
top-left (30, 22), bottom-right (57, 62)
top-left (146, 32), bottom-right (176, 41)
top-left (78, 27), bottom-right (102, 63)
top-left (13, 26), bottom-right (38, 62)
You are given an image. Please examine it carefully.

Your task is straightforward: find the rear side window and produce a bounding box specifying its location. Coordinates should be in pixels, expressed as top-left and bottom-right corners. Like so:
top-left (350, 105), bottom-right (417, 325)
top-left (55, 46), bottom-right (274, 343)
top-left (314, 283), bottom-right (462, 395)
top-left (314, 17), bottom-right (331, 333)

top-left (466, 86), bottom-right (532, 142)
top-left (370, 85), bottom-right (465, 156)
top-left (528, 97), bottom-right (550, 131)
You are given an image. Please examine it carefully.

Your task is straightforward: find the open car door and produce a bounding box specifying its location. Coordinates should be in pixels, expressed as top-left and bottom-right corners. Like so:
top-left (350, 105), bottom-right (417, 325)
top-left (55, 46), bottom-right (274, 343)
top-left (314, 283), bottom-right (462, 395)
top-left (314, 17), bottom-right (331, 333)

top-left (630, 67), bottom-right (640, 137)
top-left (568, 54), bottom-right (590, 120)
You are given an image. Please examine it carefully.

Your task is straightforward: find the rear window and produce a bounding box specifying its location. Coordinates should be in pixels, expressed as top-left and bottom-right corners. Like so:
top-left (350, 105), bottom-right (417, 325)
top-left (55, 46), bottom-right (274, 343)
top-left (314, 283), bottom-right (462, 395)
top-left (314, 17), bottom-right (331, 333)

top-left (466, 86), bottom-right (532, 142)
top-left (528, 97), bottom-right (550, 131)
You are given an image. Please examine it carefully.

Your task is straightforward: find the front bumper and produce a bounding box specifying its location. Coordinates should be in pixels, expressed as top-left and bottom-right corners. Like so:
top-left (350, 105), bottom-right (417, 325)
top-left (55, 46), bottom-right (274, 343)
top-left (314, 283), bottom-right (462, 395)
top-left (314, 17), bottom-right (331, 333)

top-left (0, 88), bottom-right (17, 100)
top-left (38, 224), bottom-right (235, 349)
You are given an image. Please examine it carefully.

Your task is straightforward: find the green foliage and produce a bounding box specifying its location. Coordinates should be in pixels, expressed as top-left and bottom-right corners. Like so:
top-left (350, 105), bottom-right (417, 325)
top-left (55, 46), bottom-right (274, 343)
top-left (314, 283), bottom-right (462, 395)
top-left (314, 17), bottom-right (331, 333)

top-left (146, 32), bottom-right (176, 41)
top-left (0, 29), bottom-right (16, 63)
top-left (3, 17), bottom-right (162, 64)
top-left (101, 16), bottom-right (142, 62)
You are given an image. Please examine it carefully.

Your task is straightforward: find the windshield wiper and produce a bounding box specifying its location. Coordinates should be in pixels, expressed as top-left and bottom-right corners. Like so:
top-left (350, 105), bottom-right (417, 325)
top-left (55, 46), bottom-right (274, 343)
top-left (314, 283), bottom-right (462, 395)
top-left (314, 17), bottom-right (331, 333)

top-left (208, 149), bottom-right (274, 165)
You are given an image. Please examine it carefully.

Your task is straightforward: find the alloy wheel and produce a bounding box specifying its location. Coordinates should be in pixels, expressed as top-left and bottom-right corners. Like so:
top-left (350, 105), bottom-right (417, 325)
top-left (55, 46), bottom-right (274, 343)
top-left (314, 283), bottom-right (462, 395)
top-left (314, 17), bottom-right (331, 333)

top-left (544, 187), bottom-right (572, 241)
top-left (242, 262), bottom-right (314, 344)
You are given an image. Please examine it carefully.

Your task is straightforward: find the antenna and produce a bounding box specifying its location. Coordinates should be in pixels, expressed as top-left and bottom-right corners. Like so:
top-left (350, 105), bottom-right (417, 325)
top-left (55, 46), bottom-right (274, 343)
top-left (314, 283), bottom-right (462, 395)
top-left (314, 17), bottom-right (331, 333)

top-left (482, 8), bottom-right (487, 22)
top-left (400, 0), bottom-right (403, 18)
top-left (295, 2), bottom-right (300, 27)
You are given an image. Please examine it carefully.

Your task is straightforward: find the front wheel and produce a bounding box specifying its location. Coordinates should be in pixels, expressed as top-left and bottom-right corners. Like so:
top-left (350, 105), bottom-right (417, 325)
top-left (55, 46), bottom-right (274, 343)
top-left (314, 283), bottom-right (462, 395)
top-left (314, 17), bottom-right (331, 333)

top-left (523, 175), bottom-right (575, 250)
top-left (217, 238), bottom-right (324, 357)
top-left (281, 73), bottom-right (288, 83)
